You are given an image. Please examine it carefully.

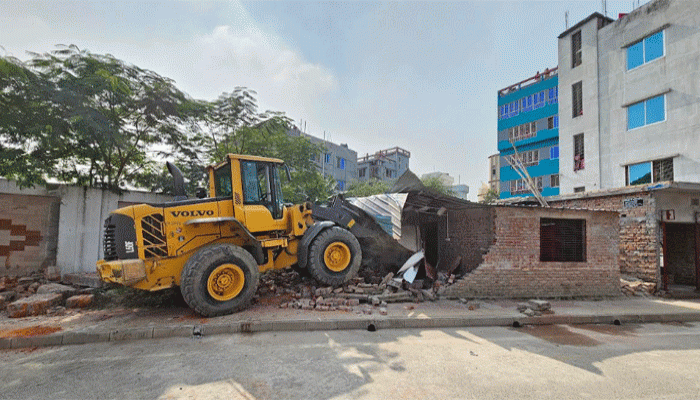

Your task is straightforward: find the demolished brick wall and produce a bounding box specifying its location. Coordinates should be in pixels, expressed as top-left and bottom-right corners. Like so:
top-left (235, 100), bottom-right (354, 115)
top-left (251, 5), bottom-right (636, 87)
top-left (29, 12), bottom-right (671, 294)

top-left (442, 206), bottom-right (620, 299)
top-left (447, 207), bottom-right (496, 274)
top-left (0, 194), bottom-right (60, 277)
top-left (549, 192), bottom-right (658, 282)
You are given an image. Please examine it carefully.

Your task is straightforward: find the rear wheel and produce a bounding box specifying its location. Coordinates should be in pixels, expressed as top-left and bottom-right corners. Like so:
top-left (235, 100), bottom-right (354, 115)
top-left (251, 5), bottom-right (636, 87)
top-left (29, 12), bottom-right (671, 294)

top-left (307, 227), bottom-right (362, 286)
top-left (180, 244), bottom-right (259, 317)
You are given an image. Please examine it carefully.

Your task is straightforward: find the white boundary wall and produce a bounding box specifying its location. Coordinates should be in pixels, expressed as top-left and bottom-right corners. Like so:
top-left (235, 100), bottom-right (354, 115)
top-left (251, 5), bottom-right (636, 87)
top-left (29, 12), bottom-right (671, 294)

top-left (0, 179), bottom-right (172, 275)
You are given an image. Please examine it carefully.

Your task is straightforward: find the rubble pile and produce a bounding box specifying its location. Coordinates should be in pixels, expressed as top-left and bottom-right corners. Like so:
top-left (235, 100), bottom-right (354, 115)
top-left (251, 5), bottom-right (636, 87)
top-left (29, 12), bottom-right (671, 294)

top-left (257, 269), bottom-right (450, 314)
top-left (620, 276), bottom-right (656, 297)
top-left (0, 275), bottom-right (96, 318)
top-left (517, 300), bottom-right (553, 317)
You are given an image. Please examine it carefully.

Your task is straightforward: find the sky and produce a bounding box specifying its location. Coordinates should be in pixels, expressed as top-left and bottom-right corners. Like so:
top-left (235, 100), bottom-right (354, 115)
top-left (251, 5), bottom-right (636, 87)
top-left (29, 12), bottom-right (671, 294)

top-left (0, 0), bottom-right (647, 200)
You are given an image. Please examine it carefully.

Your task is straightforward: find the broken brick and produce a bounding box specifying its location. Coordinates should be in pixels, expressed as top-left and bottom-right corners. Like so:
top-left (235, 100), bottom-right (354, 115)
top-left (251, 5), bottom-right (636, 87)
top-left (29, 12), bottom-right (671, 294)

top-left (7, 293), bottom-right (63, 318)
top-left (66, 294), bottom-right (94, 309)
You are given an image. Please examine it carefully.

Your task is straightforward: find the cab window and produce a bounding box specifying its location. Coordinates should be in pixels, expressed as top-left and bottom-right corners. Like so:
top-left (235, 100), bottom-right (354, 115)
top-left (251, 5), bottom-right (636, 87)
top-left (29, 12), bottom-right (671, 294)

top-left (214, 163), bottom-right (232, 197)
top-left (241, 161), bottom-right (261, 203)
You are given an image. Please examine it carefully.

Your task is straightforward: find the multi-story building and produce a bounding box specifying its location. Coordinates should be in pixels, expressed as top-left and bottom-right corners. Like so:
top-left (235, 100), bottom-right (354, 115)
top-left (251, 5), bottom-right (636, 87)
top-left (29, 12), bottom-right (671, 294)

top-left (487, 153), bottom-right (500, 193)
top-left (357, 147), bottom-right (410, 183)
top-left (548, 1), bottom-right (700, 291)
top-left (497, 69), bottom-right (560, 199)
top-left (557, 2), bottom-right (700, 193)
top-left (421, 171), bottom-right (455, 187)
top-left (288, 127), bottom-right (357, 191)
top-left (421, 172), bottom-right (469, 199)
top-left (451, 184), bottom-right (469, 200)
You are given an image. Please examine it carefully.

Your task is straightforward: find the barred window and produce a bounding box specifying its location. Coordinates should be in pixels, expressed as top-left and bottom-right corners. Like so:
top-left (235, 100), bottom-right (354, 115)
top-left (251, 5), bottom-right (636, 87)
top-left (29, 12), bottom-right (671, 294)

top-left (508, 121), bottom-right (537, 142)
top-left (540, 218), bottom-right (586, 262)
top-left (550, 174), bottom-right (559, 187)
top-left (574, 133), bottom-right (585, 171)
top-left (571, 31), bottom-right (582, 68)
top-left (510, 177), bottom-right (543, 194)
top-left (626, 158), bottom-right (674, 185)
top-left (572, 81), bottom-right (583, 117)
top-left (521, 150), bottom-right (539, 167)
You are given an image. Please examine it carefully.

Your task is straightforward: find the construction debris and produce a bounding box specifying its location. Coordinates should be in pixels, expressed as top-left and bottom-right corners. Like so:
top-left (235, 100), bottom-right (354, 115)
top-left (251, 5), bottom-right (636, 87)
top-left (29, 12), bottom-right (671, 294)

top-left (256, 267), bottom-right (444, 313)
top-left (620, 276), bottom-right (656, 297)
top-left (6, 293), bottom-right (63, 318)
top-left (517, 299), bottom-right (553, 317)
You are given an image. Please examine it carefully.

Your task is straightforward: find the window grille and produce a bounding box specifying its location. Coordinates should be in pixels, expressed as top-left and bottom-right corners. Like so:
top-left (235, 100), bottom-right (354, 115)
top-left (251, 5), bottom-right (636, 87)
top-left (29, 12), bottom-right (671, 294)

top-left (626, 158), bottom-right (674, 186)
top-left (540, 218), bottom-right (586, 262)
top-left (550, 174), bottom-right (559, 187)
top-left (572, 81), bottom-right (583, 117)
top-left (572, 31), bottom-right (582, 68)
top-left (574, 133), bottom-right (585, 171)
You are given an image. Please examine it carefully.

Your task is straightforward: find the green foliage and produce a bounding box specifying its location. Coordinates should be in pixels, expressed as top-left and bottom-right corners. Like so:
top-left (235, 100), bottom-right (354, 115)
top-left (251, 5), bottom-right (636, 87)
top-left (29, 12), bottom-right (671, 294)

top-left (344, 179), bottom-right (390, 198)
top-left (421, 176), bottom-right (455, 196)
top-left (480, 188), bottom-right (499, 204)
top-left (0, 46), bottom-right (331, 200)
top-left (0, 45), bottom-right (197, 191)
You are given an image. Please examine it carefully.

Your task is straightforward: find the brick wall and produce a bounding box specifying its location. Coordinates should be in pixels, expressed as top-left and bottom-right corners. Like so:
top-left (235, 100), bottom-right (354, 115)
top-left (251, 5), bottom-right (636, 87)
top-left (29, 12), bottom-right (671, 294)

top-left (443, 206), bottom-right (620, 298)
top-left (549, 192), bottom-right (659, 282)
top-left (446, 207), bottom-right (496, 274)
top-left (0, 194), bottom-right (60, 276)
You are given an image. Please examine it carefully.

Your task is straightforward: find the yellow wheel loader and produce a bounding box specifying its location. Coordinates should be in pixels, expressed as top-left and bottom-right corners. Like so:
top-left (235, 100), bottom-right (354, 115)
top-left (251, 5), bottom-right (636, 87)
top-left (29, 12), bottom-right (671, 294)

top-left (96, 154), bottom-right (363, 316)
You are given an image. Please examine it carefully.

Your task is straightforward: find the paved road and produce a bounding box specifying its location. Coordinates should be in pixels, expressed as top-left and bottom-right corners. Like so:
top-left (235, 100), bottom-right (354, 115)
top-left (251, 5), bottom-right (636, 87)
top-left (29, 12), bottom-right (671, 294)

top-left (2, 323), bottom-right (700, 399)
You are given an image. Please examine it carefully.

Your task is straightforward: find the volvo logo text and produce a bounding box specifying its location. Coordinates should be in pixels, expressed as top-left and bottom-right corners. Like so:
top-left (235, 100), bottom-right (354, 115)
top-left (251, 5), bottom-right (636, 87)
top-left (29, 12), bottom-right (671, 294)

top-left (171, 210), bottom-right (215, 217)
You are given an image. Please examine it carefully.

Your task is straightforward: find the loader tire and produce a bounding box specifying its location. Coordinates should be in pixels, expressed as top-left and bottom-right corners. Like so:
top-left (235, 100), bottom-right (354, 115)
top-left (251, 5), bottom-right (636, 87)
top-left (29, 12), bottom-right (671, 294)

top-left (180, 244), bottom-right (259, 317)
top-left (290, 263), bottom-right (312, 278)
top-left (307, 226), bottom-right (362, 287)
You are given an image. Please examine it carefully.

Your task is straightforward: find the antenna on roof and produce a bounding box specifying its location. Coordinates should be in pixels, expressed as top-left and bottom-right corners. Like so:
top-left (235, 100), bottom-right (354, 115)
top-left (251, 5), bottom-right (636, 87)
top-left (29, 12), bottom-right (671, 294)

top-left (565, 11), bottom-right (569, 29)
top-left (602, 0), bottom-right (607, 17)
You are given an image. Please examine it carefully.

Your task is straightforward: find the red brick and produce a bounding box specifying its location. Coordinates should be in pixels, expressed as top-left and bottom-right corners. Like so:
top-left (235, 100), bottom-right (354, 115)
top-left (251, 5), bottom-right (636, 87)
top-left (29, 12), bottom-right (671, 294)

top-left (65, 294), bottom-right (94, 309)
top-left (6, 293), bottom-right (63, 318)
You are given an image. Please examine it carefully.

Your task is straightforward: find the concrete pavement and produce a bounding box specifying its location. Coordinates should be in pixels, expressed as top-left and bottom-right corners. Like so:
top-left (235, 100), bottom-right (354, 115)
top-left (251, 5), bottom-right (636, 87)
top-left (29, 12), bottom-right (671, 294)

top-left (3, 323), bottom-right (700, 399)
top-left (2, 297), bottom-right (700, 349)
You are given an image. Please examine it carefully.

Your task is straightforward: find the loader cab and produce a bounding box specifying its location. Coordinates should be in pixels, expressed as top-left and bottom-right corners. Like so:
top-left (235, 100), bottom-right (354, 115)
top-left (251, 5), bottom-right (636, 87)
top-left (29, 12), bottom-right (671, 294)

top-left (210, 154), bottom-right (288, 233)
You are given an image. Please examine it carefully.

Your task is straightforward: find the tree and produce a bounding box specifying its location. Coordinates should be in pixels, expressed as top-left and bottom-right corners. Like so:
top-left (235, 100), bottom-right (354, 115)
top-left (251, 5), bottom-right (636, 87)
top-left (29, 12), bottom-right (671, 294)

top-left (0, 54), bottom-right (68, 187)
top-left (344, 179), bottom-right (390, 198)
top-left (0, 46), bottom-right (197, 191)
top-left (0, 46), bottom-right (333, 202)
top-left (421, 176), bottom-right (455, 196)
top-left (182, 89), bottom-right (332, 203)
top-left (480, 188), bottom-right (499, 204)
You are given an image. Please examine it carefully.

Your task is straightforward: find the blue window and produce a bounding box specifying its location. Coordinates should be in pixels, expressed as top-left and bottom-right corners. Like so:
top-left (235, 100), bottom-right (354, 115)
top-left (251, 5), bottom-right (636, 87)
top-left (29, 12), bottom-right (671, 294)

top-left (627, 162), bottom-right (652, 185)
top-left (337, 180), bottom-right (345, 191)
top-left (340, 158), bottom-right (345, 170)
top-left (325, 153), bottom-right (331, 164)
top-left (627, 94), bottom-right (665, 130)
top-left (534, 91), bottom-right (545, 109)
top-left (548, 87), bottom-right (558, 104)
top-left (627, 30), bottom-right (664, 70)
top-left (508, 101), bottom-right (519, 118)
top-left (522, 96), bottom-right (533, 112)
top-left (550, 146), bottom-right (559, 160)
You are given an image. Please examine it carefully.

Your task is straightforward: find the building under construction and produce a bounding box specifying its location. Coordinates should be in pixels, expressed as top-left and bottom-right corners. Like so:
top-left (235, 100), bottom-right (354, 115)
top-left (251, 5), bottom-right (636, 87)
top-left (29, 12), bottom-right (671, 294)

top-left (357, 147), bottom-right (410, 183)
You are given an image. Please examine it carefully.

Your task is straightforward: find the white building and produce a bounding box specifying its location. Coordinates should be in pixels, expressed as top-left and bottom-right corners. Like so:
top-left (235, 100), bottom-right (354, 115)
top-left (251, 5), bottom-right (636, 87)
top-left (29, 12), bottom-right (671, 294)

top-left (421, 172), bottom-right (455, 187)
top-left (557, 1), bottom-right (700, 194)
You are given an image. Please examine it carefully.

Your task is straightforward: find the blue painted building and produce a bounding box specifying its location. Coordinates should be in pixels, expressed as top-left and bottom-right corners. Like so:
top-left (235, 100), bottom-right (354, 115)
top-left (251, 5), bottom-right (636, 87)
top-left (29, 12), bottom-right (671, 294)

top-left (497, 69), bottom-right (559, 199)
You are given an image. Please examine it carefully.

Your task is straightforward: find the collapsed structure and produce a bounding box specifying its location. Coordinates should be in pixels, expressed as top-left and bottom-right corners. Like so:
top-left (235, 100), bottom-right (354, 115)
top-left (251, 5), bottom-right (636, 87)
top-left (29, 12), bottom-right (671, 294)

top-left (346, 171), bottom-right (621, 299)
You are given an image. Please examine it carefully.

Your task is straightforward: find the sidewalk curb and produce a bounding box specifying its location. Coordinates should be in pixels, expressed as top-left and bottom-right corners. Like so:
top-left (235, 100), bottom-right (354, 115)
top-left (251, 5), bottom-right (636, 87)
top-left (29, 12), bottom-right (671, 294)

top-left (4, 312), bottom-right (700, 350)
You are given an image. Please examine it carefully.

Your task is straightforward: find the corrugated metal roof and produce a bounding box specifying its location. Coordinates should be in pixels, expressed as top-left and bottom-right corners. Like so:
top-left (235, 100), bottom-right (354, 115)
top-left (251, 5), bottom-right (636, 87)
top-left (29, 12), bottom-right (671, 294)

top-left (349, 194), bottom-right (407, 239)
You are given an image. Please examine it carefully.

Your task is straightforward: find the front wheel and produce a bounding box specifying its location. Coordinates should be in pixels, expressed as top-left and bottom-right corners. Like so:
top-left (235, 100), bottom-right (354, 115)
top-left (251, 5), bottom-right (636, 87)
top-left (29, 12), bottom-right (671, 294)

top-left (307, 227), bottom-right (362, 286)
top-left (180, 244), bottom-right (259, 317)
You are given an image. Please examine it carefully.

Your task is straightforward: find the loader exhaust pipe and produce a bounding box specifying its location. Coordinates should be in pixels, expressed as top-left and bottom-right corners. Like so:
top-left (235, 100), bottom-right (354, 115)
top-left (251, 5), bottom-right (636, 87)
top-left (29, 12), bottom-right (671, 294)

top-left (166, 161), bottom-right (187, 200)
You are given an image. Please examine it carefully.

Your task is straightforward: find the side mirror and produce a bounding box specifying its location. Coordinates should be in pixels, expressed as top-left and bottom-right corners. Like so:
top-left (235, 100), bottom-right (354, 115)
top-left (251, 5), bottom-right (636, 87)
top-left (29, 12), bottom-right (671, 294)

top-left (195, 187), bottom-right (207, 199)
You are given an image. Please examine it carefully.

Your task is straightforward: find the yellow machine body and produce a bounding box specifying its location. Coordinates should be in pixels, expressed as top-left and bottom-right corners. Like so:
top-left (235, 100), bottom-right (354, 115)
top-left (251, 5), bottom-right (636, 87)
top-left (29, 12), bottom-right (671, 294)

top-left (97, 154), bottom-right (314, 291)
